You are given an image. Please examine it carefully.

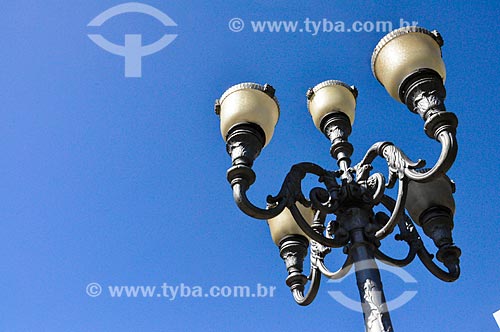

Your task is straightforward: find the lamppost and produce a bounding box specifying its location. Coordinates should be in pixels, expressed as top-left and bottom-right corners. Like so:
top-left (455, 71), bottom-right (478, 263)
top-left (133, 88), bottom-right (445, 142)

top-left (214, 26), bottom-right (461, 332)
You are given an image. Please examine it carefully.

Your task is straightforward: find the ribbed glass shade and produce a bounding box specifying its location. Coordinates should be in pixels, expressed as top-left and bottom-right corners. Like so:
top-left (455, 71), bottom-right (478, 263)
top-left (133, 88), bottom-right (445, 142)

top-left (267, 203), bottom-right (314, 246)
top-left (406, 175), bottom-right (455, 226)
top-left (372, 27), bottom-right (446, 101)
top-left (217, 83), bottom-right (279, 147)
top-left (307, 80), bottom-right (357, 129)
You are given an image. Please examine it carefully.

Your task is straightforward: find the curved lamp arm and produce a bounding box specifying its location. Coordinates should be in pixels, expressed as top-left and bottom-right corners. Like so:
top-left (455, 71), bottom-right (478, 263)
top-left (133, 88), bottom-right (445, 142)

top-left (374, 247), bottom-right (416, 267)
top-left (232, 182), bottom-right (286, 220)
top-left (379, 194), bottom-right (460, 281)
top-left (317, 255), bottom-right (353, 279)
top-left (373, 195), bottom-right (419, 266)
top-left (230, 162), bottom-right (334, 220)
top-left (404, 129), bottom-right (457, 182)
top-left (417, 247), bottom-right (460, 282)
top-left (230, 161), bottom-right (349, 248)
top-left (293, 240), bottom-right (353, 304)
top-left (356, 113), bottom-right (458, 186)
top-left (291, 265), bottom-right (321, 306)
top-left (375, 178), bottom-right (408, 239)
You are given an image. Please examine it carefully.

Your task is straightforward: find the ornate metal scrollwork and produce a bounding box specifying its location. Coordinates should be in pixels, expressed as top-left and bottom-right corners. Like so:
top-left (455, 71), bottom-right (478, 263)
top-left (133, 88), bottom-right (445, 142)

top-left (380, 144), bottom-right (425, 187)
top-left (267, 162), bottom-right (329, 208)
top-left (374, 195), bottom-right (460, 281)
top-left (218, 28), bottom-right (462, 332)
top-left (227, 118), bottom-right (461, 294)
top-left (222, 78), bottom-right (460, 331)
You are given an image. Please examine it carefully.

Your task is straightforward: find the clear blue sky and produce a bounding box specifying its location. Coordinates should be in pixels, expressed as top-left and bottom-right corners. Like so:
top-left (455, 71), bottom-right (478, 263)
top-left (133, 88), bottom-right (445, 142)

top-left (2, 1), bottom-right (499, 331)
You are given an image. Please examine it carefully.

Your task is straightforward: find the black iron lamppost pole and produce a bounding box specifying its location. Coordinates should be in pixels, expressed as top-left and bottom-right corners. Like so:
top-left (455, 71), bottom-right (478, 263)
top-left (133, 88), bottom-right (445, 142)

top-left (214, 27), bottom-right (461, 332)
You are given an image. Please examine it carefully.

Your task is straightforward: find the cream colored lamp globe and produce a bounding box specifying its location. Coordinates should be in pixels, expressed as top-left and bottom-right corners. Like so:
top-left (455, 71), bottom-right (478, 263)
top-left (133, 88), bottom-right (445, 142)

top-left (216, 83), bottom-right (279, 147)
top-left (267, 203), bottom-right (314, 246)
top-left (371, 26), bottom-right (446, 101)
top-left (406, 175), bottom-right (456, 226)
top-left (307, 80), bottom-right (357, 130)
